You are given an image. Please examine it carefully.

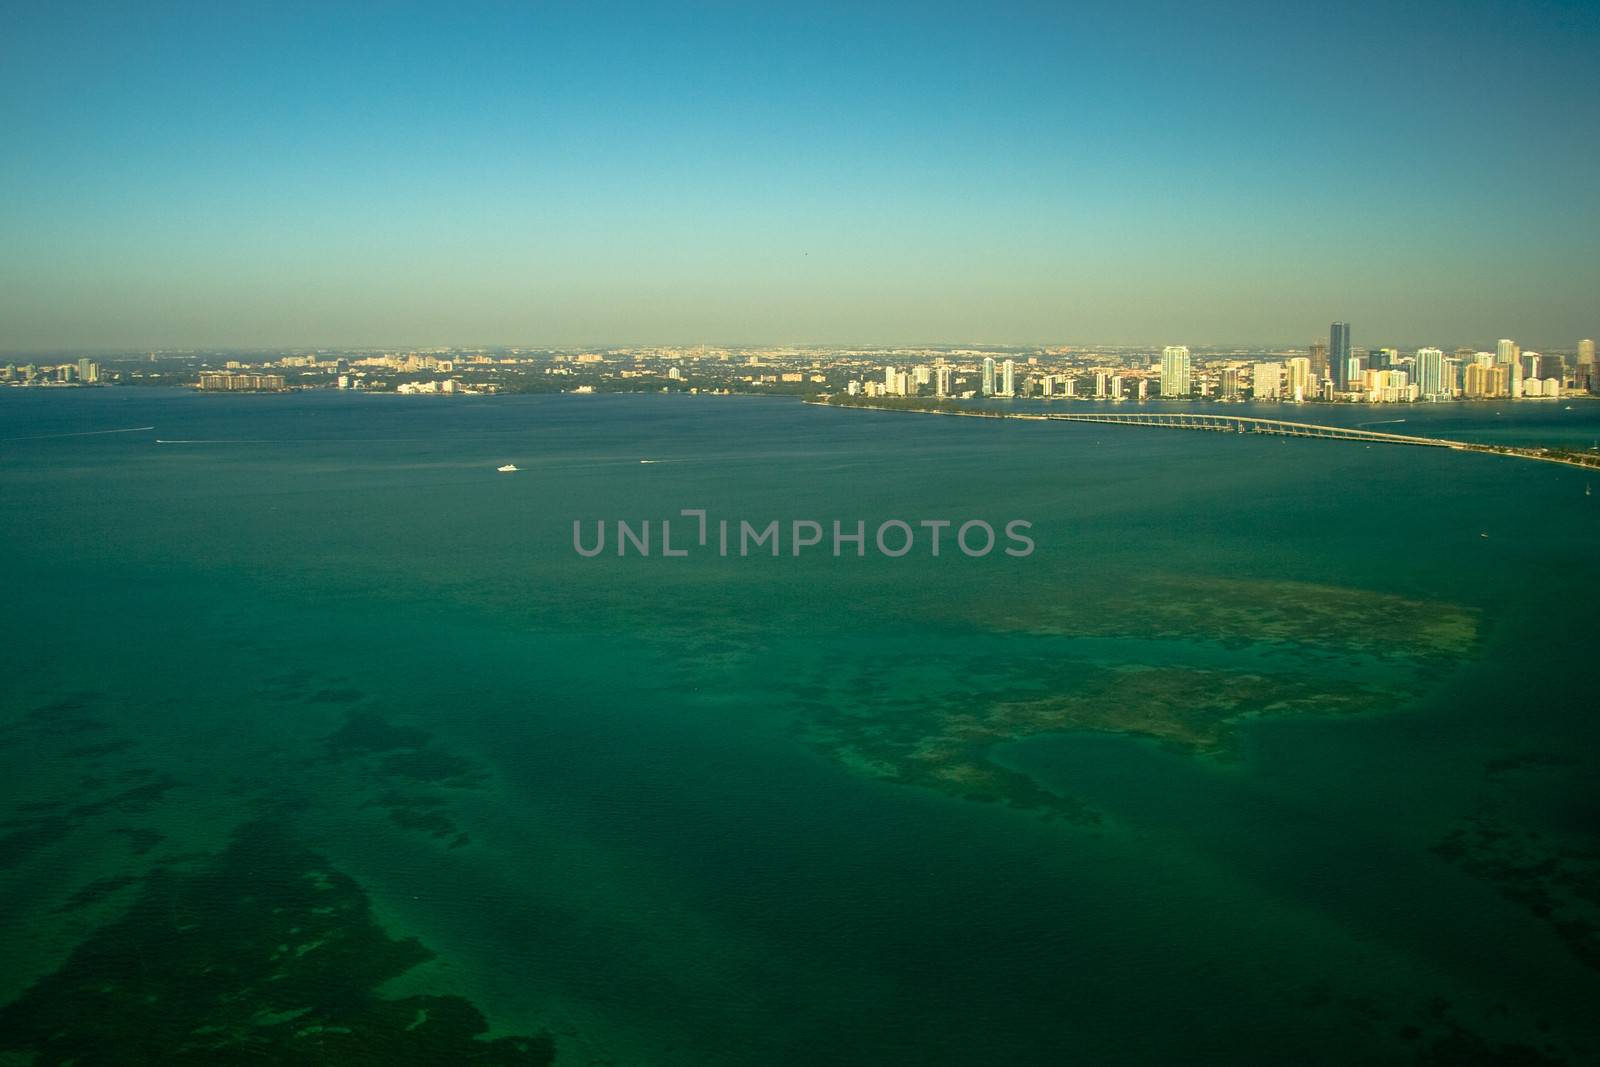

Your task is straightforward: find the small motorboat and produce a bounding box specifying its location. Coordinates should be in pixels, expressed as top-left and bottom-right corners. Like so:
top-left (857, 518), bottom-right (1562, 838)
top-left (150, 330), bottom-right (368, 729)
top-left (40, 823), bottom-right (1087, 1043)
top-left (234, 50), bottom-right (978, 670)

top-left (497, 464), bottom-right (519, 473)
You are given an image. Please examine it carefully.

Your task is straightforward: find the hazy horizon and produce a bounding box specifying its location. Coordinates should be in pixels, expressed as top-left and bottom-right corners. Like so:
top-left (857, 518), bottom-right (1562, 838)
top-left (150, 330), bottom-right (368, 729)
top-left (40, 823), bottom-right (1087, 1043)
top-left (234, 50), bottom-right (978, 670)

top-left (4, 334), bottom-right (1594, 359)
top-left (3, 2), bottom-right (1597, 350)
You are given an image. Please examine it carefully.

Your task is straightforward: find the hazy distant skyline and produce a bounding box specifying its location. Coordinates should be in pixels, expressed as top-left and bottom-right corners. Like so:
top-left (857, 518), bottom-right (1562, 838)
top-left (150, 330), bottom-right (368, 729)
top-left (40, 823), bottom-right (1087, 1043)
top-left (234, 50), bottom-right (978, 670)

top-left (3, 2), bottom-right (1598, 350)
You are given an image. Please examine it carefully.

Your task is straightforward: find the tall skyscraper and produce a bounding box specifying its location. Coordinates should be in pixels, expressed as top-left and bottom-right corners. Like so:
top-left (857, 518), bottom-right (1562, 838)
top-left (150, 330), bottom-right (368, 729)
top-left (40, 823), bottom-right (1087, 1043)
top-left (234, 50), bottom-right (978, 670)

top-left (1415, 347), bottom-right (1447, 399)
top-left (981, 357), bottom-right (996, 397)
top-left (935, 364), bottom-right (952, 397)
top-left (1000, 359), bottom-right (1016, 398)
top-left (1497, 338), bottom-right (1518, 365)
top-left (1308, 342), bottom-right (1329, 382)
top-left (1285, 357), bottom-right (1312, 401)
top-left (1160, 345), bottom-right (1191, 398)
top-left (1580, 339), bottom-right (1596, 365)
top-left (1252, 362), bottom-right (1281, 400)
top-left (1330, 322), bottom-right (1351, 390)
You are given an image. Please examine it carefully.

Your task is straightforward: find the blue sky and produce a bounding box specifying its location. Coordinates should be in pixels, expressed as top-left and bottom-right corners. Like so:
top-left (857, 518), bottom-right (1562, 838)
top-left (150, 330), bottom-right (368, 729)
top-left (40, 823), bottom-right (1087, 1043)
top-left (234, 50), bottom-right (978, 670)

top-left (2, 1), bottom-right (1597, 350)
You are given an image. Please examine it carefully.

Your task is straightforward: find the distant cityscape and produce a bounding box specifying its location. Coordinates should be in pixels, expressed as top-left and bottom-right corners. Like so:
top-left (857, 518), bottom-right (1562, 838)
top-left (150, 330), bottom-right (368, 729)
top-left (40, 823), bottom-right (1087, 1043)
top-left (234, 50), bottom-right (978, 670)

top-left (3, 324), bottom-right (1596, 404)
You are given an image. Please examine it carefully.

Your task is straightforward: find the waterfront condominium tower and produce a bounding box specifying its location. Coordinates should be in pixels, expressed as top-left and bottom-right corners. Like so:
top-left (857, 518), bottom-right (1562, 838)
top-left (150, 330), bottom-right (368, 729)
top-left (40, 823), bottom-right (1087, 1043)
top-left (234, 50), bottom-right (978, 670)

top-left (1415, 347), bottom-right (1447, 399)
top-left (1330, 322), bottom-right (1351, 390)
top-left (1252, 362), bottom-right (1282, 400)
top-left (981, 356), bottom-right (996, 397)
top-left (1160, 345), bottom-right (1192, 398)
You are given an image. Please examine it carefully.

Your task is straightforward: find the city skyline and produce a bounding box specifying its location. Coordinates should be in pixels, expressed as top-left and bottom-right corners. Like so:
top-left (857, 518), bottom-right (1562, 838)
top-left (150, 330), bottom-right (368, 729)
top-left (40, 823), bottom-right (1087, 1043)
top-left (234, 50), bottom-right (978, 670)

top-left (3, 2), bottom-right (1598, 350)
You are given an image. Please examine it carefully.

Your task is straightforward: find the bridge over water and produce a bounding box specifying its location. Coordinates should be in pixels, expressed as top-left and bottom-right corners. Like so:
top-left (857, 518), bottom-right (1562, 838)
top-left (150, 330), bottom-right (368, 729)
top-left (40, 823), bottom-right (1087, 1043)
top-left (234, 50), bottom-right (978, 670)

top-left (1038, 411), bottom-right (1463, 448)
top-left (813, 399), bottom-right (1600, 470)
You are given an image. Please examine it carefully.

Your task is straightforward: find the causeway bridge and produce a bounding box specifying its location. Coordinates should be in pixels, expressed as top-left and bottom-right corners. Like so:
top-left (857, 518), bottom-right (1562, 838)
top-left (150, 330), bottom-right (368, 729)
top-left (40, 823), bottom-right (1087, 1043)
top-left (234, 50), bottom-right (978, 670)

top-left (1038, 411), bottom-right (1461, 448)
top-left (813, 399), bottom-right (1600, 469)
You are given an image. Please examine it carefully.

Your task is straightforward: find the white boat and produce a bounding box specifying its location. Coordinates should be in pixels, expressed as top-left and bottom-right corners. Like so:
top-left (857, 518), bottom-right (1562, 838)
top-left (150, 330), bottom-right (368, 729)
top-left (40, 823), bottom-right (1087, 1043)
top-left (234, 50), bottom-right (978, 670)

top-left (497, 464), bottom-right (519, 472)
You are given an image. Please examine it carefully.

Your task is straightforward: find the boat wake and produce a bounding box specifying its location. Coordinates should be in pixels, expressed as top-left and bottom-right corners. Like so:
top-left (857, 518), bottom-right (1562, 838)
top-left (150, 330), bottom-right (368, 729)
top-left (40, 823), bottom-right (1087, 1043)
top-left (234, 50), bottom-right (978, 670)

top-left (4, 425), bottom-right (155, 442)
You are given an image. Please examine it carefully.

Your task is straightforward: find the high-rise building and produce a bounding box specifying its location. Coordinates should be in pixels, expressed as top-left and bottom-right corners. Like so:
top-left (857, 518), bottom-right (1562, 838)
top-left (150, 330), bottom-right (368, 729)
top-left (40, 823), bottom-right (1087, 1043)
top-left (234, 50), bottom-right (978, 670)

top-left (1580, 339), bottom-right (1596, 366)
top-left (1285, 357), bottom-right (1312, 401)
top-left (935, 364), bottom-right (952, 397)
top-left (981, 357), bottom-right (996, 397)
top-left (1464, 363), bottom-right (1493, 399)
top-left (1252, 362), bottom-right (1281, 400)
top-left (1220, 367), bottom-right (1239, 399)
top-left (1415, 347), bottom-right (1447, 399)
top-left (197, 372), bottom-right (287, 392)
top-left (1497, 339), bottom-right (1519, 365)
top-left (1000, 359), bottom-right (1016, 398)
top-left (883, 365), bottom-right (897, 395)
top-left (1464, 363), bottom-right (1513, 399)
top-left (1308, 342), bottom-right (1329, 382)
top-left (1108, 374), bottom-right (1124, 400)
top-left (1330, 322), bottom-right (1351, 390)
top-left (1094, 371), bottom-right (1109, 399)
top-left (1160, 345), bottom-right (1191, 398)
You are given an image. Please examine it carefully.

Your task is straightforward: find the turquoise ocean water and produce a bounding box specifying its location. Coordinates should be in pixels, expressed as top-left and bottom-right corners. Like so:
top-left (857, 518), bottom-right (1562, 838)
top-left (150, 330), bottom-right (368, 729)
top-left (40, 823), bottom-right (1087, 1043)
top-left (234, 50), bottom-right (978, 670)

top-left (2, 389), bottom-right (1598, 1064)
